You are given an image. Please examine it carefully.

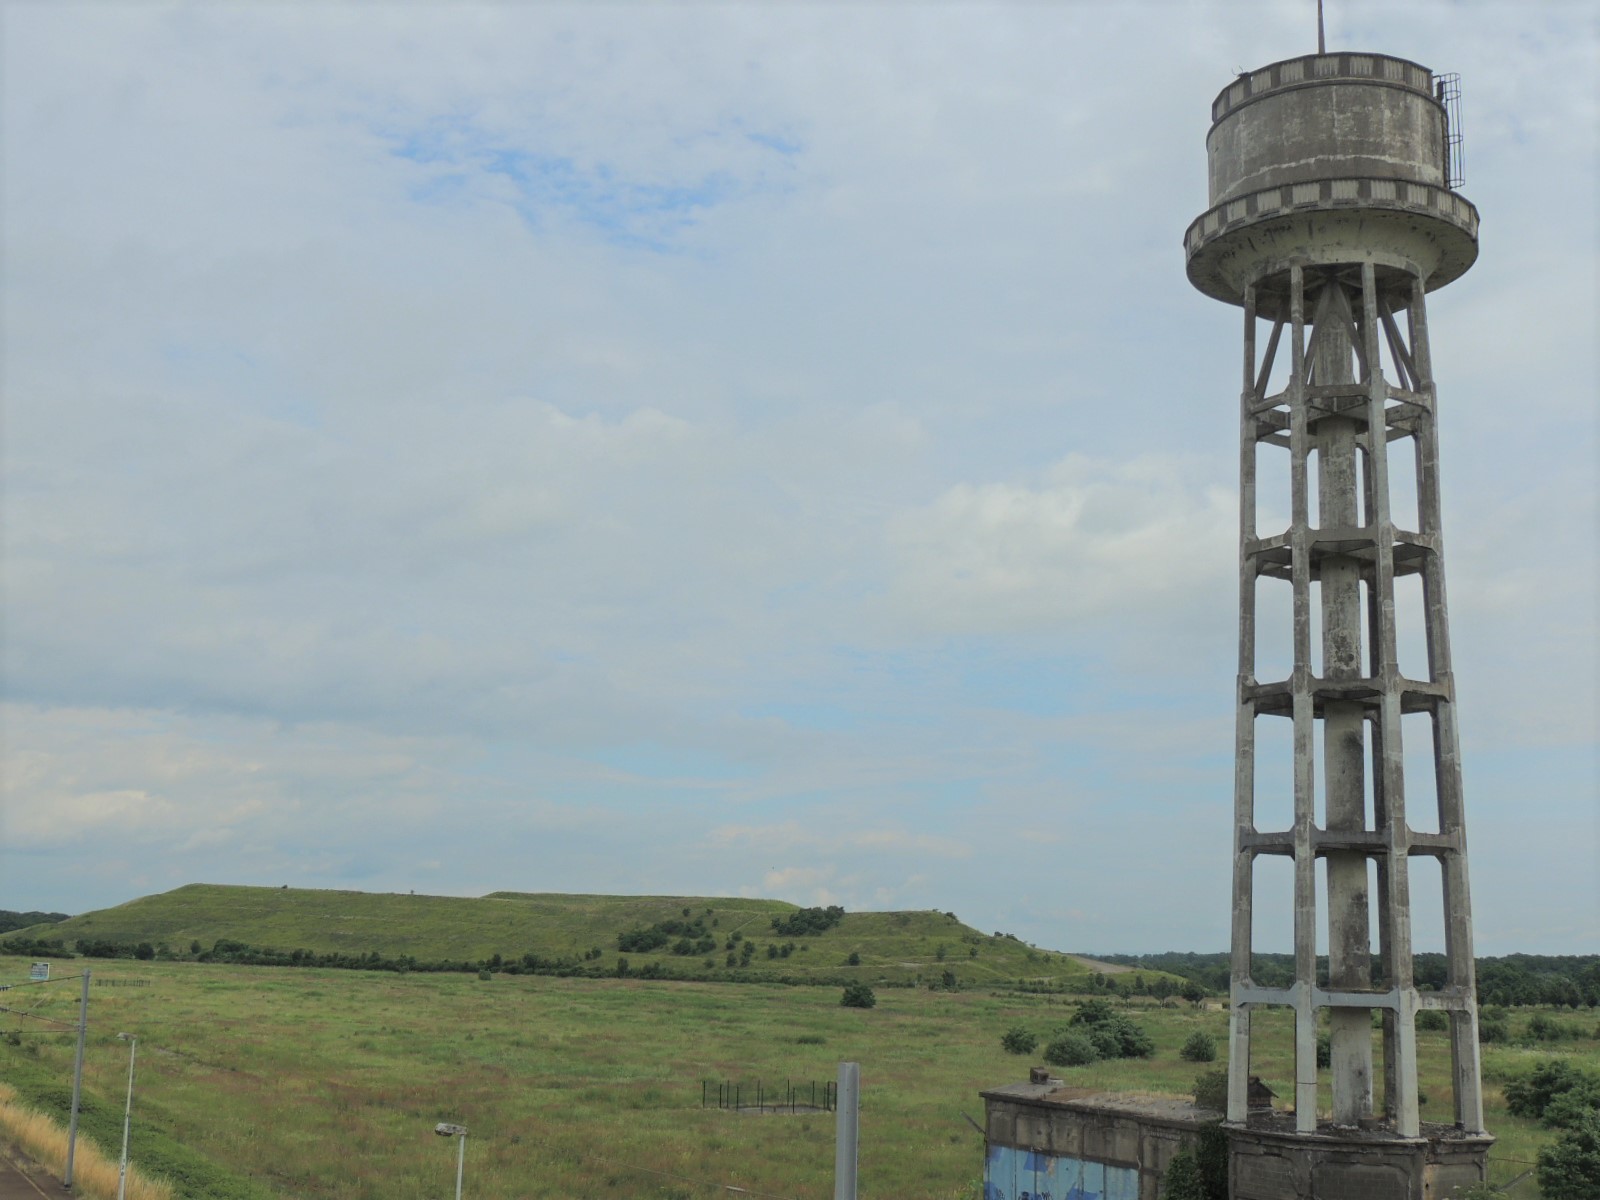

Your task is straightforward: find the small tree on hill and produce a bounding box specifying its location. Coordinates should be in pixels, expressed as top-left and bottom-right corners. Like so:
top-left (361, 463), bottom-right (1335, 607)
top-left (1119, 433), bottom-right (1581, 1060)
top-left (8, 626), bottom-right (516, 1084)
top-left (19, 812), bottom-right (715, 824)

top-left (1181, 1031), bottom-right (1218, 1063)
top-left (841, 982), bottom-right (876, 1009)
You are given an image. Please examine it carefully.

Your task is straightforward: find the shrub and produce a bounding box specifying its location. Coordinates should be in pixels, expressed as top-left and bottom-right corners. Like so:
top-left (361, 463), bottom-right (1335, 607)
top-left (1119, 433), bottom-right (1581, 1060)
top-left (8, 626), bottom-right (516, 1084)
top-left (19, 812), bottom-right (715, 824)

top-left (1043, 1032), bottom-right (1098, 1067)
top-left (847, 952), bottom-right (861, 966)
top-left (1089, 1025), bottom-right (1123, 1060)
top-left (1544, 1087), bottom-right (1600, 1131)
top-left (1000, 1027), bottom-right (1038, 1056)
top-left (772, 906), bottom-right (846, 937)
top-left (1162, 1126), bottom-right (1228, 1200)
top-left (1181, 1031), bottom-right (1218, 1062)
top-left (1538, 1110), bottom-right (1600, 1200)
top-left (1479, 1009), bottom-right (1510, 1043)
top-left (1506, 1060), bottom-right (1596, 1121)
top-left (1193, 1069), bottom-right (1228, 1113)
top-left (1316, 1032), bottom-right (1332, 1068)
top-left (840, 983), bottom-right (876, 1009)
top-left (1163, 1150), bottom-right (1207, 1200)
top-left (1416, 1010), bottom-right (1448, 1032)
top-left (1070, 999), bottom-right (1116, 1027)
top-left (1529, 1013), bottom-right (1580, 1043)
top-left (1100, 1014), bottom-right (1155, 1058)
top-left (476, 969), bottom-right (492, 981)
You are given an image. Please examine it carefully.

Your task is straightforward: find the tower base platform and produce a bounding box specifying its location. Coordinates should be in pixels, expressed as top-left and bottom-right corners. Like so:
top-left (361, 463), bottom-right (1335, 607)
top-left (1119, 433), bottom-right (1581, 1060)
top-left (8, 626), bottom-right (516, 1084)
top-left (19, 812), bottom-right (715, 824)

top-left (981, 1078), bottom-right (1491, 1200)
top-left (1228, 1116), bottom-right (1491, 1200)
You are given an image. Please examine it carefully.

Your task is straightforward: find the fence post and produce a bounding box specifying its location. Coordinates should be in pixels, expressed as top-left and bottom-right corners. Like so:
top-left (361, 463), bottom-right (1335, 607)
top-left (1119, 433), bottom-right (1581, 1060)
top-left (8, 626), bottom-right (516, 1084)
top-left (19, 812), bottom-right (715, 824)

top-left (833, 1062), bottom-right (860, 1200)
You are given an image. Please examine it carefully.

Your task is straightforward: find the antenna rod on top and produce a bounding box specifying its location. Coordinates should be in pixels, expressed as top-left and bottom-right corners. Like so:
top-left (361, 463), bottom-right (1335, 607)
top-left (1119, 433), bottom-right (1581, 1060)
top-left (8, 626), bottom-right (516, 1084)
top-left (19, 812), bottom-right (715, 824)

top-left (1317, 0), bottom-right (1326, 54)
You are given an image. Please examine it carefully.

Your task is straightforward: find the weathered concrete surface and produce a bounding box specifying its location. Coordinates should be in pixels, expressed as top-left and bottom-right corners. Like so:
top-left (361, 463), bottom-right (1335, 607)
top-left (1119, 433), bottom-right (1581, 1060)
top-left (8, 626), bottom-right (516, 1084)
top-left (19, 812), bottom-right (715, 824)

top-left (1229, 1118), bottom-right (1491, 1200)
top-left (982, 1084), bottom-right (1211, 1200)
top-left (1186, 52), bottom-right (1478, 309)
top-left (1186, 49), bottom-right (1489, 1152)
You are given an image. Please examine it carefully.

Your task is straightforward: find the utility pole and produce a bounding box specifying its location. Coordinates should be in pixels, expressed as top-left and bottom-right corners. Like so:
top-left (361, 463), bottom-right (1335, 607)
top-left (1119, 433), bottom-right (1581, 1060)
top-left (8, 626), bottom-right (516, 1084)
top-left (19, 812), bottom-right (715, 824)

top-left (65, 969), bottom-right (89, 1187)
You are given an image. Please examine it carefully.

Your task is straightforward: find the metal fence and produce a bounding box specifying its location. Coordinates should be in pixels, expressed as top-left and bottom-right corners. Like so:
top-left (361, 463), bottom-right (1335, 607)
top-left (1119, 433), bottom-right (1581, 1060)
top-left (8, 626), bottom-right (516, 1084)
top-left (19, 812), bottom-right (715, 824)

top-left (702, 1078), bottom-right (836, 1114)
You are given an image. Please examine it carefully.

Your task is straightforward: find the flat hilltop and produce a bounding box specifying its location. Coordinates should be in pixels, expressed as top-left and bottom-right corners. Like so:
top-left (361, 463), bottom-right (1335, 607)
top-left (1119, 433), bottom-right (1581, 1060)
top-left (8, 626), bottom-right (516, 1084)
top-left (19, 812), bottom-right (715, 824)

top-left (4, 883), bottom-right (1166, 990)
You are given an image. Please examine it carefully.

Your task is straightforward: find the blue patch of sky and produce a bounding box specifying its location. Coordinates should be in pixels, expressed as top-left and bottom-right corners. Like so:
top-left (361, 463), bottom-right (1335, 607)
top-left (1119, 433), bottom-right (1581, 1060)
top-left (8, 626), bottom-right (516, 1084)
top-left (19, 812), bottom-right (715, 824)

top-left (374, 110), bottom-right (800, 254)
top-left (598, 743), bottom-right (754, 783)
top-left (741, 700), bottom-right (858, 733)
top-left (482, 148), bottom-right (737, 250)
top-left (378, 113), bottom-right (798, 251)
top-left (745, 130), bottom-right (801, 156)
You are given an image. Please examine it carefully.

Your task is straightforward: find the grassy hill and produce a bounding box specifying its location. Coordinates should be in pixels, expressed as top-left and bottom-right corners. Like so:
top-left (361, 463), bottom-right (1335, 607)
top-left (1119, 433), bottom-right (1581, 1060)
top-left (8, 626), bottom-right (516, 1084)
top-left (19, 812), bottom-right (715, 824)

top-left (2, 883), bottom-right (1164, 991)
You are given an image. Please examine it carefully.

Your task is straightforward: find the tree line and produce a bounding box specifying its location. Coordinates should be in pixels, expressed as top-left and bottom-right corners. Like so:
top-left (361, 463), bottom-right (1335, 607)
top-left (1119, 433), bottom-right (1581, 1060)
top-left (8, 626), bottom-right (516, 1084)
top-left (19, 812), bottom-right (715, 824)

top-left (1093, 951), bottom-right (1600, 1007)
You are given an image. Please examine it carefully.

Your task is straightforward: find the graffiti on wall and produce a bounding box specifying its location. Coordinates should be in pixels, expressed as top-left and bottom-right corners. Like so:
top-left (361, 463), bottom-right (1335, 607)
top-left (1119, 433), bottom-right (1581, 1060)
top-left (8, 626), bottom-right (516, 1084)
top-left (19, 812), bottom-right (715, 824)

top-left (983, 1144), bottom-right (1139, 1200)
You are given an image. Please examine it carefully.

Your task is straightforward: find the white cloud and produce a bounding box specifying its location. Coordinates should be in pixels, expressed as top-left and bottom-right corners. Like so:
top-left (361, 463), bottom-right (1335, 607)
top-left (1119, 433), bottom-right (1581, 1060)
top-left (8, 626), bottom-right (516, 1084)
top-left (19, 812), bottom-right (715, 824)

top-left (0, 2), bottom-right (1592, 953)
top-left (886, 455), bottom-right (1236, 634)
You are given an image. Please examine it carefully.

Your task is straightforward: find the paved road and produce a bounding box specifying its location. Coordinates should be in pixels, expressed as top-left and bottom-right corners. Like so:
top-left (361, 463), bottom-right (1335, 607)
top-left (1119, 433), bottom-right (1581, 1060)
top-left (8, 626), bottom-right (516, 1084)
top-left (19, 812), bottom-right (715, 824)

top-left (0, 1153), bottom-right (67, 1199)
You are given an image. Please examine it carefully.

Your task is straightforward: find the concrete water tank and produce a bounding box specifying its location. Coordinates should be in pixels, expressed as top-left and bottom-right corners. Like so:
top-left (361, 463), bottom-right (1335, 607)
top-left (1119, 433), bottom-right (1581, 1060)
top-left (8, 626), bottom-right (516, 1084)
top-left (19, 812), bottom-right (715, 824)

top-left (1185, 52), bottom-right (1478, 315)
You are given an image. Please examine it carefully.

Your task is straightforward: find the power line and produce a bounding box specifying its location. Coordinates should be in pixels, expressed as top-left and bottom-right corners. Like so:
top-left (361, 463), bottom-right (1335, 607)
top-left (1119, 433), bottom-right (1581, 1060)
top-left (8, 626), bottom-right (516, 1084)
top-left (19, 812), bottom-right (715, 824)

top-left (0, 1004), bottom-right (76, 1029)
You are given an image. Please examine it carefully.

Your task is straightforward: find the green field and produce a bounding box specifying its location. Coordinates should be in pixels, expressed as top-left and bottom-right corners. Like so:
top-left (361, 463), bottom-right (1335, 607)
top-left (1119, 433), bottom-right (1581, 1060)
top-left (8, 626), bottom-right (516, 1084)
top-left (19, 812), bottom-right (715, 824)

top-left (0, 959), bottom-right (1590, 1199)
top-left (6, 884), bottom-right (1135, 991)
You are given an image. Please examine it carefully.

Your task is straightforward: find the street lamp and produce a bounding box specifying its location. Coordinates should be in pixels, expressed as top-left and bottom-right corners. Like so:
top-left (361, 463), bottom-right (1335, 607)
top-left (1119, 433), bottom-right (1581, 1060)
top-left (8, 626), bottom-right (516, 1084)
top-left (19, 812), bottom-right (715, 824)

top-left (434, 1122), bottom-right (467, 1200)
top-left (115, 1033), bottom-right (137, 1200)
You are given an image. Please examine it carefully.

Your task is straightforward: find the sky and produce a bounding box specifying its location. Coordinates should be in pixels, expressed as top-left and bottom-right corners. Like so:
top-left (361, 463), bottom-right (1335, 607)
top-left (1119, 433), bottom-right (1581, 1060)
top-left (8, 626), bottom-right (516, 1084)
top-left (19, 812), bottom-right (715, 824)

top-left (1, 1), bottom-right (1594, 957)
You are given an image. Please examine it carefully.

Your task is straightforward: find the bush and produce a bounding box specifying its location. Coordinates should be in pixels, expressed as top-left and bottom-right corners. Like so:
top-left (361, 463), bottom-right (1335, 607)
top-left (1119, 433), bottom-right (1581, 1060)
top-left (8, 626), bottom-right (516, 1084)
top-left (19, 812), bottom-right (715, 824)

top-left (1506, 1060), bottom-right (1596, 1122)
top-left (1164, 1125), bottom-right (1228, 1200)
top-left (772, 906), bottom-right (846, 937)
top-left (1043, 1032), bottom-right (1099, 1067)
top-left (1416, 1010), bottom-right (1448, 1032)
top-left (1104, 1014), bottom-right (1155, 1058)
top-left (1538, 1110), bottom-right (1600, 1200)
top-left (1070, 999), bottom-right (1116, 1027)
top-left (1544, 1087), bottom-right (1600, 1131)
top-left (1162, 1150), bottom-right (1207, 1200)
top-left (1193, 1069), bottom-right (1228, 1113)
top-left (1316, 1032), bottom-right (1332, 1068)
top-left (1181, 1031), bottom-right (1218, 1062)
top-left (840, 983), bottom-right (876, 1009)
top-left (1089, 1025), bottom-right (1123, 1060)
top-left (1479, 1009), bottom-right (1510, 1043)
top-left (847, 952), bottom-right (860, 966)
top-left (1529, 1013), bottom-right (1580, 1043)
top-left (476, 969), bottom-right (492, 981)
top-left (1000, 1027), bottom-right (1038, 1056)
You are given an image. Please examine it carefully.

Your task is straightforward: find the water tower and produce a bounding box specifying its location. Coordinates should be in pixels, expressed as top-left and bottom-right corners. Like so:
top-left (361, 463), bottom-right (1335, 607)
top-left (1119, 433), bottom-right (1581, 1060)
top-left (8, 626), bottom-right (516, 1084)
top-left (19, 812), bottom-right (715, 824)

top-left (1186, 45), bottom-right (1493, 1194)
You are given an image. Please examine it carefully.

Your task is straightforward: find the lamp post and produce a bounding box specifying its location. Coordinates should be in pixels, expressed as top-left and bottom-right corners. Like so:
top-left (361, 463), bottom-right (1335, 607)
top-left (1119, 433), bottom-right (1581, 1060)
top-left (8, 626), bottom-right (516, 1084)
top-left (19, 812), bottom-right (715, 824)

top-left (115, 1033), bottom-right (137, 1200)
top-left (434, 1122), bottom-right (467, 1200)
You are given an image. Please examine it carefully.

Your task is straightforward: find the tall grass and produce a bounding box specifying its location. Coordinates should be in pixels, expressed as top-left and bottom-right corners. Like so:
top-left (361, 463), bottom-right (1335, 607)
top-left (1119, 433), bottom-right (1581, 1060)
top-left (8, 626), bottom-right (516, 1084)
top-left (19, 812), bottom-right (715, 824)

top-left (1, 963), bottom-right (1586, 1198)
top-left (0, 1082), bottom-right (173, 1200)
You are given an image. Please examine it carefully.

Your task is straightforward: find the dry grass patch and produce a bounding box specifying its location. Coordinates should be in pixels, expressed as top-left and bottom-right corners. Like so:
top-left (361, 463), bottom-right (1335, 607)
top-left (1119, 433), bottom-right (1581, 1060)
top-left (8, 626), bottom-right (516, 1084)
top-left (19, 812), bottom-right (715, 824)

top-left (0, 1082), bottom-right (173, 1200)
